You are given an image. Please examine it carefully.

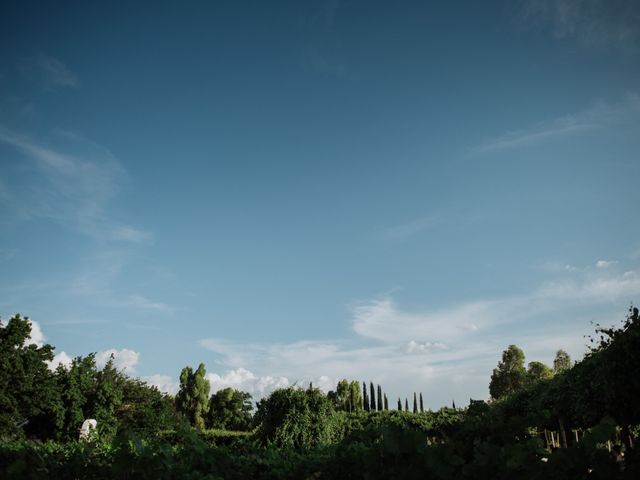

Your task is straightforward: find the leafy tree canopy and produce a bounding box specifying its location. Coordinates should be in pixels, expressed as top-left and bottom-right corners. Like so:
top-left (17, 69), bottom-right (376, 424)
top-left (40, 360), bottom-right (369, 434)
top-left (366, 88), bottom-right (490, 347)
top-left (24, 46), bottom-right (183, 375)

top-left (0, 314), bottom-right (60, 440)
top-left (489, 344), bottom-right (526, 400)
top-left (176, 363), bottom-right (210, 430)
top-left (207, 387), bottom-right (252, 431)
top-left (553, 349), bottom-right (572, 373)
top-left (253, 386), bottom-right (342, 448)
top-left (526, 360), bottom-right (554, 386)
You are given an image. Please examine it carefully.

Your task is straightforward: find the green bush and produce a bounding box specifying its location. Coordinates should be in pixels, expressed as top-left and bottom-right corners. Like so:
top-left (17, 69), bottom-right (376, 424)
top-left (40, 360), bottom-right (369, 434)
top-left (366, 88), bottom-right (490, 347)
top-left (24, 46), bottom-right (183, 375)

top-left (253, 386), bottom-right (344, 448)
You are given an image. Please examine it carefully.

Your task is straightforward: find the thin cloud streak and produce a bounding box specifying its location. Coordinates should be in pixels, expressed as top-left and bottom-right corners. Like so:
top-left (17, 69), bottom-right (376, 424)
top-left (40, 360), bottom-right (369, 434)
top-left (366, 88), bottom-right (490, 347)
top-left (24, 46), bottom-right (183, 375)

top-left (472, 94), bottom-right (640, 154)
top-left (0, 128), bottom-right (152, 243)
top-left (34, 55), bottom-right (79, 88)
top-left (518, 0), bottom-right (640, 52)
top-left (384, 214), bottom-right (440, 240)
top-left (354, 269), bottom-right (640, 343)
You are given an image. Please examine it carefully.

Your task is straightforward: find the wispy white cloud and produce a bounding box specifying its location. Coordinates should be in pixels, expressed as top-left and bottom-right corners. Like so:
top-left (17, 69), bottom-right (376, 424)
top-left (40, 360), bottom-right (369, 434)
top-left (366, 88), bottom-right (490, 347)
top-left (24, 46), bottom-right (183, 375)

top-left (111, 225), bottom-right (154, 244)
top-left (0, 128), bottom-right (152, 243)
top-left (34, 55), bottom-right (79, 88)
top-left (596, 259), bottom-right (617, 269)
top-left (25, 319), bottom-right (46, 347)
top-left (518, 0), bottom-right (640, 52)
top-left (21, 318), bottom-right (142, 373)
top-left (352, 297), bottom-right (497, 344)
top-left (140, 374), bottom-right (179, 395)
top-left (47, 351), bottom-right (73, 370)
top-left (384, 214), bottom-right (440, 240)
top-left (298, 1), bottom-right (348, 77)
top-left (127, 294), bottom-right (171, 312)
top-left (46, 348), bottom-right (141, 373)
top-left (197, 266), bottom-right (640, 406)
top-left (207, 368), bottom-right (291, 398)
top-left (537, 270), bottom-right (640, 304)
top-left (94, 348), bottom-right (140, 373)
top-left (472, 94), bottom-right (640, 154)
top-left (0, 316), bottom-right (47, 348)
top-left (144, 368), bottom-right (334, 400)
top-left (198, 336), bottom-right (500, 406)
top-left (405, 340), bottom-right (448, 354)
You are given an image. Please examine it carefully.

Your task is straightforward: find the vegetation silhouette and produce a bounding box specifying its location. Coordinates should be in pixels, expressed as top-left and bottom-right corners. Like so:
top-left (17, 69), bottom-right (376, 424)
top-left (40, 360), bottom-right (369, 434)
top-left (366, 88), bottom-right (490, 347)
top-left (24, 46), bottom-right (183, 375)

top-left (1, 307), bottom-right (639, 478)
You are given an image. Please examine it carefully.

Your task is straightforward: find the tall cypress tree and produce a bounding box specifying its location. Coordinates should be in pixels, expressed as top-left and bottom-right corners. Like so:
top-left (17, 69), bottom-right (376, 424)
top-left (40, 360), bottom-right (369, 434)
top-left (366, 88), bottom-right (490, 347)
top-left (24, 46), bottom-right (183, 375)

top-left (397, 397), bottom-right (402, 411)
top-left (369, 382), bottom-right (375, 411)
top-left (376, 385), bottom-right (383, 411)
top-left (405, 398), bottom-right (409, 411)
top-left (413, 392), bottom-right (418, 413)
top-left (384, 393), bottom-right (389, 410)
top-left (452, 399), bottom-right (457, 410)
top-left (419, 393), bottom-right (424, 412)
top-left (362, 382), bottom-right (368, 411)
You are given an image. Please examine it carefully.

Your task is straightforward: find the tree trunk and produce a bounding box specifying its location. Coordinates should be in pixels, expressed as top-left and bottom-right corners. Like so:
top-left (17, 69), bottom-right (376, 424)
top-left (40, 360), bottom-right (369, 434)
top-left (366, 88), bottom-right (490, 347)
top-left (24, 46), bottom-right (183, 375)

top-left (558, 417), bottom-right (568, 448)
top-left (621, 423), bottom-right (634, 450)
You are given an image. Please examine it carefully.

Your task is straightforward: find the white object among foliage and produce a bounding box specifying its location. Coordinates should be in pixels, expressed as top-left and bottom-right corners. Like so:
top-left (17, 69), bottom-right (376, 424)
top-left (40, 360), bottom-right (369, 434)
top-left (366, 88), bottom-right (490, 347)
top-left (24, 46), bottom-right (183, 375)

top-left (79, 419), bottom-right (97, 440)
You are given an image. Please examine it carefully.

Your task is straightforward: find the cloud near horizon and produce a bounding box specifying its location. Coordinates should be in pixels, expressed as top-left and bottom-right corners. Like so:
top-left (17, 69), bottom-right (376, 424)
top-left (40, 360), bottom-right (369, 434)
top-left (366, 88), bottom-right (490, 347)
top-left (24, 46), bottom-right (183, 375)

top-left (9, 263), bottom-right (637, 406)
top-left (189, 264), bottom-right (639, 406)
top-left (46, 347), bottom-right (141, 373)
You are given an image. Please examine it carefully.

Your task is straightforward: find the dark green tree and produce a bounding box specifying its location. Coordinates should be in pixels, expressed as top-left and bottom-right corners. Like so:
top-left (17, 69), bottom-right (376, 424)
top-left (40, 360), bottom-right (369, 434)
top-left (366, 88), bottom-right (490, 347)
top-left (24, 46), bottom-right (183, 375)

top-left (553, 349), bottom-right (572, 373)
top-left (369, 382), bottom-right (375, 411)
top-left (362, 382), bottom-right (369, 411)
top-left (91, 356), bottom-right (126, 439)
top-left (253, 386), bottom-right (340, 448)
top-left (413, 393), bottom-right (418, 413)
top-left (328, 379), bottom-right (350, 411)
top-left (489, 344), bottom-right (527, 400)
top-left (176, 363), bottom-right (210, 430)
top-left (405, 398), bottom-right (409, 411)
top-left (376, 384), bottom-right (383, 411)
top-left (207, 387), bottom-right (252, 431)
top-left (118, 377), bottom-right (181, 437)
top-left (397, 397), bottom-right (402, 411)
top-left (55, 354), bottom-right (98, 441)
top-left (526, 360), bottom-right (553, 386)
top-left (384, 393), bottom-right (388, 410)
top-left (0, 314), bottom-right (62, 439)
top-left (419, 392), bottom-right (424, 412)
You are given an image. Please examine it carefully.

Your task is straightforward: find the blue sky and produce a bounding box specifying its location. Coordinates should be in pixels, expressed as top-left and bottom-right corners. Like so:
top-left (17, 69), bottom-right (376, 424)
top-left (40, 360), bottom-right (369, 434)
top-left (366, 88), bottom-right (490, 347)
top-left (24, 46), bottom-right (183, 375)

top-left (1, 0), bottom-right (640, 407)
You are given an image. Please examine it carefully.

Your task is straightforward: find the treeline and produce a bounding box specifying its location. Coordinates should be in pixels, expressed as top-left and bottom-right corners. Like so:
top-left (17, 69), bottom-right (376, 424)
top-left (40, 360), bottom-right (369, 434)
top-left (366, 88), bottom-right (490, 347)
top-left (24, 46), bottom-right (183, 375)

top-left (0, 314), bottom-right (181, 441)
top-left (0, 313), bottom-right (436, 443)
top-left (327, 379), bottom-right (427, 414)
top-left (1, 307), bottom-right (639, 479)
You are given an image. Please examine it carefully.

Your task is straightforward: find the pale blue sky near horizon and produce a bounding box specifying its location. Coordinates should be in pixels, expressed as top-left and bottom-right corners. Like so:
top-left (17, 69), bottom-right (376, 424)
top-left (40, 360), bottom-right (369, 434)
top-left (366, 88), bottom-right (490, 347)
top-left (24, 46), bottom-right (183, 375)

top-left (1, 0), bottom-right (640, 406)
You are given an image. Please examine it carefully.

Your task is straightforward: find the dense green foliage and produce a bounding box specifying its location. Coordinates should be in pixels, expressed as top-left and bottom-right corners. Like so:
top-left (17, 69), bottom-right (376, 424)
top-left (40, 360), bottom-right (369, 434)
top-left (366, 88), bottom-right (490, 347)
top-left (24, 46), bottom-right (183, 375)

top-left (553, 349), bottom-right (572, 373)
top-left (176, 363), bottom-right (210, 431)
top-left (0, 314), bottom-right (59, 440)
top-left (489, 344), bottom-right (526, 400)
top-left (526, 360), bottom-right (554, 385)
top-left (206, 387), bottom-right (252, 431)
top-left (0, 314), bottom-right (181, 443)
top-left (253, 386), bottom-right (343, 448)
top-left (327, 378), bottom-right (362, 412)
top-left (2, 307), bottom-right (639, 478)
